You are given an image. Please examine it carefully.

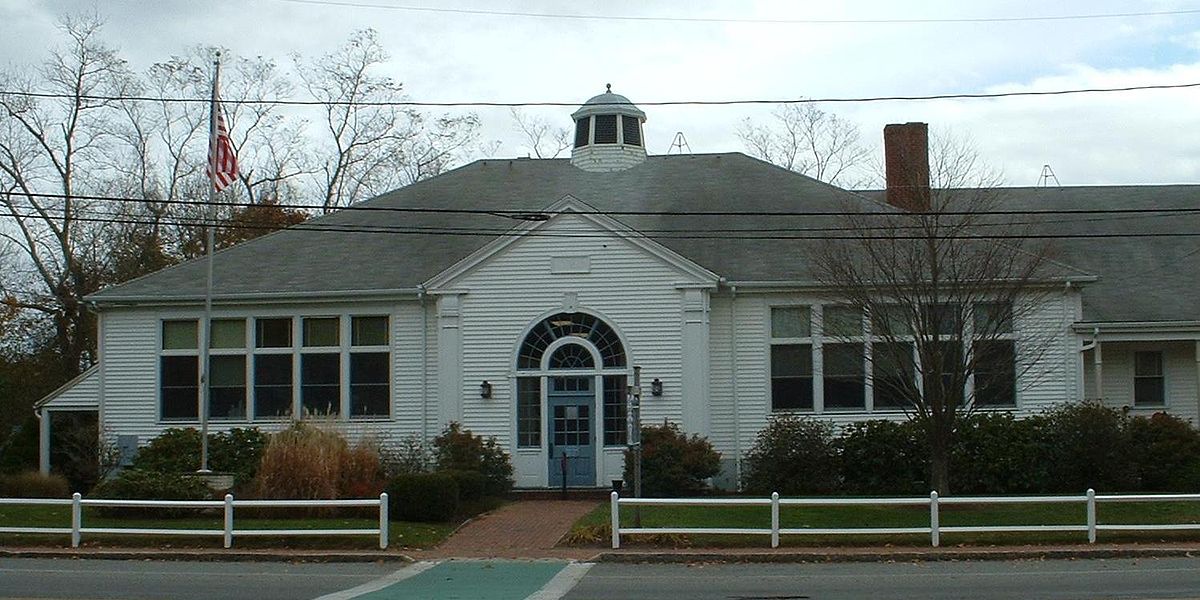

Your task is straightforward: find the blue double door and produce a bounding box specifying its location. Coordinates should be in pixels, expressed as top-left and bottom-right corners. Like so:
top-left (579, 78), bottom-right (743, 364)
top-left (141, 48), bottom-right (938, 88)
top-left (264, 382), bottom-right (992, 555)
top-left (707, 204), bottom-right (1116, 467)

top-left (547, 376), bottom-right (596, 488)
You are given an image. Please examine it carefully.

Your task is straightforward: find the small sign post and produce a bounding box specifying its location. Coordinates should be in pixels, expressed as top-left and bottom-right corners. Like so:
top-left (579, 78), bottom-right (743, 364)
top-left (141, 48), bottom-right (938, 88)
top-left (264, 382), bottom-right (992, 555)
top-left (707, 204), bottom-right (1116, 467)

top-left (627, 366), bottom-right (643, 526)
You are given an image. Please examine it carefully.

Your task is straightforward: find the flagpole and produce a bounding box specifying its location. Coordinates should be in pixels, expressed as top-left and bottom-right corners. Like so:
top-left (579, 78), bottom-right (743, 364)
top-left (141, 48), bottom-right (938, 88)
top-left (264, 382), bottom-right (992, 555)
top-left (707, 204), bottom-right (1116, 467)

top-left (199, 51), bottom-right (220, 474)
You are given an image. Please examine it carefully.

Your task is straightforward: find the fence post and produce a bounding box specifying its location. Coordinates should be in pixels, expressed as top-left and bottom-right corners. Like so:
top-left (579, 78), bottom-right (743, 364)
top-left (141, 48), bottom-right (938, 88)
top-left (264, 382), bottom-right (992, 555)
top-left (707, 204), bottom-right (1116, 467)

top-left (379, 492), bottom-right (389, 550)
top-left (929, 491), bottom-right (939, 548)
top-left (1086, 488), bottom-right (1096, 544)
top-left (610, 491), bottom-right (620, 549)
top-left (70, 492), bottom-right (81, 548)
top-left (223, 494), bottom-right (234, 549)
top-left (770, 492), bottom-right (780, 548)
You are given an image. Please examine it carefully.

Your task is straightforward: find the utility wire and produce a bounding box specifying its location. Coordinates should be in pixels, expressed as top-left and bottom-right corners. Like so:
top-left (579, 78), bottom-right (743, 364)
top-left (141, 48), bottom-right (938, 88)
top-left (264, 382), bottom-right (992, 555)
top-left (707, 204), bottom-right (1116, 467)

top-left (8, 190), bottom-right (1200, 218)
top-left (6, 210), bottom-right (1200, 241)
top-left (268, 1), bottom-right (1200, 26)
top-left (2, 81), bottom-right (1198, 107)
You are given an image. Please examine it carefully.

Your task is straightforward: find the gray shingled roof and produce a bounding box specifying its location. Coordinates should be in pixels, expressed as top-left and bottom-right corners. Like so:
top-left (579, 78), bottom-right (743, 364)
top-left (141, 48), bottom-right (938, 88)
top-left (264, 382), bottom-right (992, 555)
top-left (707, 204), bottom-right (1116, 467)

top-left (861, 186), bottom-right (1200, 323)
top-left (90, 154), bottom-right (1196, 324)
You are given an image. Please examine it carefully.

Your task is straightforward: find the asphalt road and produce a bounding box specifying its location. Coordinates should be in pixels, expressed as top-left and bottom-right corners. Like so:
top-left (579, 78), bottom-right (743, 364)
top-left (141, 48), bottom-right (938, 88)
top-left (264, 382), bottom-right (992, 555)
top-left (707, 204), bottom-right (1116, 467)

top-left (564, 558), bottom-right (1200, 600)
top-left (4, 557), bottom-right (1200, 599)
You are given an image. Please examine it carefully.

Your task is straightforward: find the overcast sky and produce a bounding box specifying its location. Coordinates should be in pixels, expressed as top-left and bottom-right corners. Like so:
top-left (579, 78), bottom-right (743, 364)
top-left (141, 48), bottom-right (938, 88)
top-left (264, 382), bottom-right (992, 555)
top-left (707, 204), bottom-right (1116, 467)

top-left (2, 0), bottom-right (1199, 186)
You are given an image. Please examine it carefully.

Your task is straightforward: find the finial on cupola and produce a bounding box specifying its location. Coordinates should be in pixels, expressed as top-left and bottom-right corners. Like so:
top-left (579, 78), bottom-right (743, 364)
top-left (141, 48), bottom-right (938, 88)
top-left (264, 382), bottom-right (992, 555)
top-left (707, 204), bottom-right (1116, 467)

top-left (606, 83), bottom-right (611, 93)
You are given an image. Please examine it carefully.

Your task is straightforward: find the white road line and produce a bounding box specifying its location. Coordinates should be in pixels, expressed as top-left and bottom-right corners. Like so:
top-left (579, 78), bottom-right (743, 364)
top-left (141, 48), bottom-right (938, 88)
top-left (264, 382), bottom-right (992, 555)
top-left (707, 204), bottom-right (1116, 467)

top-left (310, 560), bottom-right (439, 600)
top-left (525, 562), bottom-right (595, 600)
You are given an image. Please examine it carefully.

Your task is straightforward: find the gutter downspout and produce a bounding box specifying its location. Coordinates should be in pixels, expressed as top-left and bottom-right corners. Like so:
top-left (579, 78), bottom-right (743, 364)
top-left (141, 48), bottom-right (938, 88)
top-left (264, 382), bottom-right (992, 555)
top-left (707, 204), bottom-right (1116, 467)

top-left (418, 285), bottom-right (429, 442)
top-left (35, 407), bottom-right (49, 475)
top-left (1080, 327), bottom-right (1101, 401)
top-left (729, 284), bottom-right (741, 488)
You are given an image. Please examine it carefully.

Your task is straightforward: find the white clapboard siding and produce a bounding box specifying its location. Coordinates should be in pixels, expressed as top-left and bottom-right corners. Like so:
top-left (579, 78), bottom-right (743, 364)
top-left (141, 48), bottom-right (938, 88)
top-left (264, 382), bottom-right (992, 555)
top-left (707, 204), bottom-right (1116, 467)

top-left (1014, 291), bottom-right (1078, 412)
top-left (451, 212), bottom-right (704, 448)
top-left (38, 366), bottom-right (99, 410)
top-left (1089, 341), bottom-right (1200, 424)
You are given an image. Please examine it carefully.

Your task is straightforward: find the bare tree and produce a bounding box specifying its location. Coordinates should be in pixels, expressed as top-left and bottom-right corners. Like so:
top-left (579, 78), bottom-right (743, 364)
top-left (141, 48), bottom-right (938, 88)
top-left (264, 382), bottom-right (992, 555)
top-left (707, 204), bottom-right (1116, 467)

top-left (738, 103), bottom-right (871, 187)
top-left (812, 138), bottom-right (1060, 494)
top-left (295, 29), bottom-right (480, 211)
top-left (0, 14), bottom-right (129, 376)
top-left (510, 108), bottom-right (570, 158)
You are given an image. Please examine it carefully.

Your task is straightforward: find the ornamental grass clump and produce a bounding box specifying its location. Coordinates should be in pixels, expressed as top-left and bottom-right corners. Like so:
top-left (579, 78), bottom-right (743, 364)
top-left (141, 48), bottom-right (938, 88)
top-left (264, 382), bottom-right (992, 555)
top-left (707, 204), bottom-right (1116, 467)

top-left (252, 423), bottom-right (384, 505)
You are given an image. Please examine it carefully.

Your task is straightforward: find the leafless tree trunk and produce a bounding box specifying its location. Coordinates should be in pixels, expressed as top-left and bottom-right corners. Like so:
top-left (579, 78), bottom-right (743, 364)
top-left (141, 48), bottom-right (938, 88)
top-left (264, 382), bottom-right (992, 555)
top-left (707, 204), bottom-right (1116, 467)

top-left (738, 103), bottom-right (871, 187)
top-left (813, 140), bottom-right (1060, 494)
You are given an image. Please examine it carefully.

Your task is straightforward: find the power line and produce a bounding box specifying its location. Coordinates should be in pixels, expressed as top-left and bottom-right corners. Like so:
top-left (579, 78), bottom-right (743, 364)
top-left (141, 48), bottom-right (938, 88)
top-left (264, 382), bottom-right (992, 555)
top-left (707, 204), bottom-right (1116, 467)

top-left (2, 81), bottom-right (1198, 108)
top-left (5, 209), bottom-right (1200, 241)
top-left (268, 1), bottom-right (1200, 26)
top-left (9, 190), bottom-right (1200, 218)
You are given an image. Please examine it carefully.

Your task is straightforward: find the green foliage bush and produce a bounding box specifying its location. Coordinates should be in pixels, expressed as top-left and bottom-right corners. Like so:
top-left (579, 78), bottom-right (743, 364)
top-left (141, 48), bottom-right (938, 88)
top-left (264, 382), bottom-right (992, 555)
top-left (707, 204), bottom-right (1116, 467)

top-left (131, 427), bottom-right (270, 485)
top-left (0, 471), bottom-right (70, 498)
top-left (441, 469), bottom-right (488, 502)
top-left (433, 423), bottom-right (513, 496)
top-left (624, 421), bottom-right (721, 497)
top-left (91, 469), bottom-right (211, 517)
top-left (837, 420), bottom-right (928, 495)
top-left (950, 412), bottom-right (1047, 494)
top-left (386, 472), bottom-right (459, 522)
top-left (741, 415), bottom-right (838, 495)
top-left (1128, 412), bottom-right (1200, 492)
top-left (1038, 401), bottom-right (1137, 492)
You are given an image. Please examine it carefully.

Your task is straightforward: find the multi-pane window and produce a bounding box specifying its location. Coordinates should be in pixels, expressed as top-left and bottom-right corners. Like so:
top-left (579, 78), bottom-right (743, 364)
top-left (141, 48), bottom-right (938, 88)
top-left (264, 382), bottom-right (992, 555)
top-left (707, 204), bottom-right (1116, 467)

top-left (1134, 351), bottom-right (1165, 406)
top-left (517, 377), bottom-right (541, 448)
top-left (593, 114), bottom-right (618, 144)
top-left (621, 115), bottom-right (641, 146)
top-left (160, 315), bottom-right (391, 422)
top-left (974, 340), bottom-right (1016, 407)
top-left (603, 375), bottom-right (627, 445)
top-left (350, 316), bottom-right (389, 417)
top-left (160, 321), bottom-right (198, 420)
top-left (770, 306), bottom-right (814, 411)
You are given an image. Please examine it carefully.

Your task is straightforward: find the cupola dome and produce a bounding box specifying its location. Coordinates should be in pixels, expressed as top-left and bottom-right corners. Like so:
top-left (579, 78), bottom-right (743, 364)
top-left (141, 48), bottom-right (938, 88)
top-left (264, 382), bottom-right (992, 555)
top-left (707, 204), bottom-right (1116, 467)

top-left (570, 85), bottom-right (647, 172)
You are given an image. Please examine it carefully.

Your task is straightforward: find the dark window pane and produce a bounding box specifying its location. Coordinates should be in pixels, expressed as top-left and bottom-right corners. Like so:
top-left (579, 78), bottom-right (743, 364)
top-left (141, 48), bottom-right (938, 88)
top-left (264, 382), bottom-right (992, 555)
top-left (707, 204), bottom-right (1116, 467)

top-left (974, 302), bottom-right (1013, 334)
top-left (162, 320), bottom-right (198, 350)
top-left (549, 343), bottom-right (595, 369)
top-left (256, 318), bottom-right (292, 348)
top-left (594, 114), bottom-right (618, 144)
top-left (974, 340), bottom-right (1015, 407)
top-left (210, 355), bottom-right (246, 420)
top-left (254, 354), bottom-right (293, 418)
top-left (873, 342), bottom-right (914, 410)
top-left (771, 344), bottom-right (812, 377)
top-left (302, 353), bottom-right (340, 415)
top-left (621, 115), bottom-right (641, 146)
top-left (824, 343), bottom-right (865, 409)
top-left (1135, 351), bottom-right (1163, 376)
top-left (303, 317), bottom-right (339, 347)
top-left (872, 306), bottom-right (912, 337)
top-left (211, 319), bottom-right (246, 349)
top-left (350, 352), bottom-right (389, 417)
top-left (924, 304), bottom-right (961, 336)
top-left (574, 117), bottom-right (590, 147)
top-left (352, 316), bottom-right (389, 346)
top-left (771, 307), bottom-right (811, 338)
top-left (772, 377), bottom-right (813, 410)
top-left (1134, 351), bottom-right (1165, 406)
top-left (160, 356), bottom-right (198, 420)
top-left (824, 307), bottom-right (862, 338)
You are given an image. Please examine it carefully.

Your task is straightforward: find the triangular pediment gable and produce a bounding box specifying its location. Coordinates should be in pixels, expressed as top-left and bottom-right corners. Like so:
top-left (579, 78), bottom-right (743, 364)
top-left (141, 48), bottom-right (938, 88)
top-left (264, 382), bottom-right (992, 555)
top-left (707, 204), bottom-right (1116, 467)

top-left (422, 195), bottom-right (719, 291)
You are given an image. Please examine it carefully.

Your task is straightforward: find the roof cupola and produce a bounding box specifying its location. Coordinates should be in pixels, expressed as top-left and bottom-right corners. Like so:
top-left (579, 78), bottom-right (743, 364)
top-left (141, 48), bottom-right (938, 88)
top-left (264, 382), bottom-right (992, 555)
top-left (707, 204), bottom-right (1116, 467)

top-left (570, 84), bottom-right (647, 172)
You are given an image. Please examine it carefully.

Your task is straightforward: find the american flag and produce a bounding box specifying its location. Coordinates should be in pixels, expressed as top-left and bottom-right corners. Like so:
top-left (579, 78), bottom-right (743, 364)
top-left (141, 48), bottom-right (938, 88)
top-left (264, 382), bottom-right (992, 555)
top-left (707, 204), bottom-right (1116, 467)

top-left (206, 104), bottom-right (238, 192)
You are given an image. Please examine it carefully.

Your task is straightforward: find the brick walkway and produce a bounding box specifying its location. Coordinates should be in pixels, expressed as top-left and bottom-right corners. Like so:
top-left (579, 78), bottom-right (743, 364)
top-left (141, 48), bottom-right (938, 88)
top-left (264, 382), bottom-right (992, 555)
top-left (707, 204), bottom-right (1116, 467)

top-left (413, 499), bottom-right (601, 559)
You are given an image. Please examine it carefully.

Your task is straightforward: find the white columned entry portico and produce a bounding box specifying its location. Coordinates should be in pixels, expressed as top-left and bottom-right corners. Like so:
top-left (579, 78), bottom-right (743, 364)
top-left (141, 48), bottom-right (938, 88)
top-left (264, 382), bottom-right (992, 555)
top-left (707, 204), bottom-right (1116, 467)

top-left (436, 293), bottom-right (465, 425)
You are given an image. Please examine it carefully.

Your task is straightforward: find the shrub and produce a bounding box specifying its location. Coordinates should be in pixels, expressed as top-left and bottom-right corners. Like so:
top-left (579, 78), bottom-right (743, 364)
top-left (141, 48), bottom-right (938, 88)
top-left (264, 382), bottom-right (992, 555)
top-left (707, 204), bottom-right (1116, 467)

top-left (441, 469), bottom-right (488, 502)
top-left (131, 427), bottom-right (269, 486)
top-left (0, 416), bottom-right (39, 475)
top-left (741, 415), bottom-right (838, 495)
top-left (91, 469), bottom-right (211, 517)
top-left (624, 421), bottom-right (720, 497)
top-left (0, 471), bottom-right (70, 498)
top-left (1128, 412), bottom-right (1200, 491)
top-left (837, 420), bottom-right (928, 495)
top-left (386, 473), bottom-right (459, 522)
top-left (1037, 401), bottom-right (1136, 492)
top-left (380, 434), bottom-right (432, 478)
top-left (252, 422), bottom-right (384, 500)
top-left (951, 412), bottom-right (1047, 495)
top-left (433, 423), bottom-right (513, 496)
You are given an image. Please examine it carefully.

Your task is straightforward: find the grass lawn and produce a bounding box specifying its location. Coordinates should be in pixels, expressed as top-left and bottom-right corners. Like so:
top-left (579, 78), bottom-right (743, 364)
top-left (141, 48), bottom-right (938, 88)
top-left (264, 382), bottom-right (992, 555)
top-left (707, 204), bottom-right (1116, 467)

top-left (0, 499), bottom-right (504, 550)
top-left (568, 497), bottom-right (1200, 548)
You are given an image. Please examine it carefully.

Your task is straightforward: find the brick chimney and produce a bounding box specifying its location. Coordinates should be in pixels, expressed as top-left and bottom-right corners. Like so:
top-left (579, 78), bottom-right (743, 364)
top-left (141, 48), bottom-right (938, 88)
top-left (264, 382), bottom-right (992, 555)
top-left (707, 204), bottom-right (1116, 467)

top-left (884, 122), bottom-right (930, 211)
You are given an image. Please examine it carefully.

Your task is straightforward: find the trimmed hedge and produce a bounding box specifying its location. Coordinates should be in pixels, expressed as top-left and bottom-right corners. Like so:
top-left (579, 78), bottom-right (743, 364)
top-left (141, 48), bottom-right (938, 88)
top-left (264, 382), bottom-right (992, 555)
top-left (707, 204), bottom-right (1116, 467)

top-left (386, 473), bottom-right (459, 522)
top-left (131, 427), bottom-right (269, 485)
top-left (741, 415), bottom-right (838, 495)
top-left (90, 469), bottom-right (211, 517)
top-left (441, 469), bottom-right (488, 502)
top-left (624, 421), bottom-right (721, 497)
top-left (433, 423), bottom-right (513, 496)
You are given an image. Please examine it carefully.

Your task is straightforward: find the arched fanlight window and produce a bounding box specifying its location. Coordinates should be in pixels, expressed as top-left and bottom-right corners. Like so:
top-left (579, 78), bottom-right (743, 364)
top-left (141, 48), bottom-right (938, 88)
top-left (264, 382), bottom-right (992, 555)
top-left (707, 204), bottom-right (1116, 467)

top-left (548, 343), bottom-right (595, 369)
top-left (517, 312), bottom-right (626, 370)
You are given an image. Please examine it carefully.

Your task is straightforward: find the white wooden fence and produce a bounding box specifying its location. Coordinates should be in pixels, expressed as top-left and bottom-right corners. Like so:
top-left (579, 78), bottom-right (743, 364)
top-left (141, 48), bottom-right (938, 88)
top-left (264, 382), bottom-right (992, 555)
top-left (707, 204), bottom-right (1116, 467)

top-left (610, 490), bottom-right (1200, 549)
top-left (0, 493), bottom-right (389, 549)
